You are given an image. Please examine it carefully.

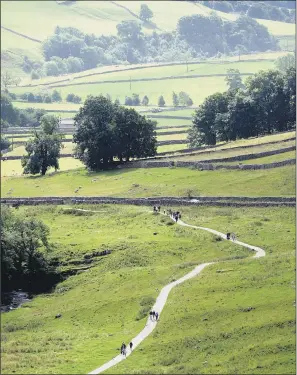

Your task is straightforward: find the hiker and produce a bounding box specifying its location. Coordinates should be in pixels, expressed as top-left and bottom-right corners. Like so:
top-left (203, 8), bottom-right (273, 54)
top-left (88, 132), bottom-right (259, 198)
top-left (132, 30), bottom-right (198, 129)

top-left (158, 206), bottom-right (161, 212)
top-left (129, 341), bottom-right (133, 351)
top-left (155, 312), bottom-right (159, 321)
top-left (175, 214), bottom-right (178, 223)
top-left (121, 342), bottom-right (126, 356)
top-left (152, 311), bottom-right (156, 320)
top-left (231, 233), bottom-right (236, 241)
top-left (164, 210), bottom-right (166, 215)
top-left (226, 232), bottom-right (231, 240)
top-left (149, 311), bottom-right (153, 320)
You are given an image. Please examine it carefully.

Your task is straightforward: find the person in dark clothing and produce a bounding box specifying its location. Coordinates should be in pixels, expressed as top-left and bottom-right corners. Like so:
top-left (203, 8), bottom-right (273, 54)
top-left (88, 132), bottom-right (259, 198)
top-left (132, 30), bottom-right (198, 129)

top-left (129, 341), bottom-right (133, 351)
top-left (121, 342), bottom-right (126, 356)
top-left (226, 233), bottom-right (231, 240)
top-left (175, 215), bottom-right (178, 223)
top-left (149, 311), bottom-right (153, 320)
top-left (152, 311), bottom-right (156, 320)
top-left (155, 312), bottom-right (159, 321)
top-left (158, 206), bottom-right (161, 212)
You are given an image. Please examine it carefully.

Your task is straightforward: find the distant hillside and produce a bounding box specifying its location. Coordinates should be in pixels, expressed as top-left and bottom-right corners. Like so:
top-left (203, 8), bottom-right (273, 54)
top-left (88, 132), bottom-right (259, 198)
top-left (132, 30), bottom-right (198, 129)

top-left (1, 0), bottom-right (295, 81)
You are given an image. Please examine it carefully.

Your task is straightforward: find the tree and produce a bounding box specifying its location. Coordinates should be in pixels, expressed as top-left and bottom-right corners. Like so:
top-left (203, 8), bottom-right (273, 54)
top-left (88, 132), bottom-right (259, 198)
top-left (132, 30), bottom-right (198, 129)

top-left (116, 21), bottom-right (142, 41)
top-left (172, 91), bottom-right (179, 107)
top-left (178, 91), bottom-right (193, 106)
top-left (225, 69), bottom-right (245, 90)
top-left (1, 205), bottom-right (60, 293)
top-left (1, 92), bottom-right (19, 126)
top-left (125, 96), bottom-right (133, 106)
top-left (43, 95), bottom-right (52, 103)
top-left (132, 93), bottom-right (140, 106)
top-left (44, 61), bottom-right (60, 76)
top-left (186, 97), bottom-right (193, 106)
top-left (1, 71), bottom-right (16, 88)
top-left (189, 92), bottom-right (228, 146)
top-left (139, 4), bottom-right (153, 22)
top-left (73, 96), bottom-right (117, 169)
top-left (51, 90), bottom-right (62, 102)
top-left (158, 95), bottom-right (165, 107)
top-left (0, 136), bottom-right (11, 151)
top-left (66, 56), bottom-right (84, 73)
top-left (245, 69), bottom-right (286, 134)
top-left (114, 107), bottom-right (157, 162)
top-left (27, 93), bottom-right (35, 102)
top-left (275, 53), bottom-right (295, 72)
top-left (31, 70), bottom-right (40, 80)
top-left (142, 95), bottom-right (149, 106)
top-left (73, 95), bottom-right (157, 169)
top-left (21, 115), bottom-right (64, 176)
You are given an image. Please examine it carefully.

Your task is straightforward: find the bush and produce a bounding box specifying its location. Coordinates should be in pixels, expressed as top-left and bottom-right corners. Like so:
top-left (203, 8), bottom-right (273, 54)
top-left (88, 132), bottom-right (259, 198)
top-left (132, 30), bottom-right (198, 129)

top-left (43, 95), bottom-right (52, 103)
top-left (52, 90), bottom-right (62, 102)
top-left (31, 70), bottom-right (40, 80)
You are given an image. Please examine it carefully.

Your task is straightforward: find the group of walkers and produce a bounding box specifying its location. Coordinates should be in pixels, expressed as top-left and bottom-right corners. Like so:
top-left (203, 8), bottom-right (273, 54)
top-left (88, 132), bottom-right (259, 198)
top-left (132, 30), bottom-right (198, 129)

top-left (226, 232), bottom-right (236, 241)
top-left (149, 310), bottom-right (159, 321)
top-left (120, 341), bottom-right (133, 357)
top-left (152, 206), bottom-right (182, 223)
top-left (120, 209), bottom-right (237, 360)
top-left (120, 310), bottom-right (159, 357)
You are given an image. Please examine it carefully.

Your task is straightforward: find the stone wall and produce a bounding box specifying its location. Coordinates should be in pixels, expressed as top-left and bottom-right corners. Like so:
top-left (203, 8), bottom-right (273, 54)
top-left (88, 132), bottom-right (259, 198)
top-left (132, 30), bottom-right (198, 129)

top-left (1, 196), bottom-right (295, 207)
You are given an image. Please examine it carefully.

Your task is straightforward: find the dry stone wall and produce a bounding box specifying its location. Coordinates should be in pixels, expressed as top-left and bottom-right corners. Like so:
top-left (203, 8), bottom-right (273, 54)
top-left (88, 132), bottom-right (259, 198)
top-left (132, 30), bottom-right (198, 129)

top-left (1, 196), bottom-right (295, 207)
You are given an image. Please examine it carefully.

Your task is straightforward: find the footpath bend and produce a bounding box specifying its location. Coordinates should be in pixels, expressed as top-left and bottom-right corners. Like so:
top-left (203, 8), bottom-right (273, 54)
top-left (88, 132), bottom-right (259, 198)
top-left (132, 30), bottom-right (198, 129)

top-left (88, 214), bottom-right (265, 374)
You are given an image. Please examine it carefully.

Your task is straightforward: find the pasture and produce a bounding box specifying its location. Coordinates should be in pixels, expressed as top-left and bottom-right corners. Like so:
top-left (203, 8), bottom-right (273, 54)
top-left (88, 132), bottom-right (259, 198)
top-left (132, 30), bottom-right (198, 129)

top-left (1, 164), bottom-right (295, 198)
top-left (1, 204), bottom-right (295, 374)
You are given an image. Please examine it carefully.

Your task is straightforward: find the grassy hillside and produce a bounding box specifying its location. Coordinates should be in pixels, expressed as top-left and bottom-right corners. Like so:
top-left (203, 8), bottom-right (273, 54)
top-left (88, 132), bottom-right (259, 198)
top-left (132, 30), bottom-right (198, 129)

top-left (1, 164), bottom-right (295, 198)
top-left (1, 204), bottom-right (295, 374)
top-left (1, 0), bottom-right (294, 81)
top-left (104, 205), bottom-right (295, 375)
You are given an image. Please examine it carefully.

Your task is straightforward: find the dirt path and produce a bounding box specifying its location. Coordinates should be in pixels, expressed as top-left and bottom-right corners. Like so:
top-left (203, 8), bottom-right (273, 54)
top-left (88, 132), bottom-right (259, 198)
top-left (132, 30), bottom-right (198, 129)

top-left (88, 214), bottom-right (265, 374)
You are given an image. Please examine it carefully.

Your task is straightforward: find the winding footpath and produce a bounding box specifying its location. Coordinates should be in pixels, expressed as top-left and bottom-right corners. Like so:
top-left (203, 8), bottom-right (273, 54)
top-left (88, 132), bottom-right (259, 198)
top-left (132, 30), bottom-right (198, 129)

top-left (88, 215), bottom-right (265, 375)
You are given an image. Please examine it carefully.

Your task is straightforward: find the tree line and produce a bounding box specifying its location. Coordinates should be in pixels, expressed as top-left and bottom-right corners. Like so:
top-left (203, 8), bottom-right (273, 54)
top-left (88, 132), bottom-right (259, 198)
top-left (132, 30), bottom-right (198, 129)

top-left (188, 67), bottom-right (296, 146)
top-left (200, 1), bottom-right (295, 23)
top-left (25, 13), bottom-right (278, 79)
top-left (1, 92), bottom-right (46, 129)
top-left (1, 205), bottom-right (60, 293)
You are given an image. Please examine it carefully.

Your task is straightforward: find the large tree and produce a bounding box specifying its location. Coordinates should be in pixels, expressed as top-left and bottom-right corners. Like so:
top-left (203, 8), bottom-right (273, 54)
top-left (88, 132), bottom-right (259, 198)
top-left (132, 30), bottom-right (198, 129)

top-left (139, 4), bottom-right (153, 22)
top-left (21, 115), bottom-right (64, 175)
top-left (189, 92), bottom-right (229, 146)
top-left (114, 107), bottom-right (157, 162)
top-left (73, 95), bottom-right (157, 169)
top-left (1, 205), bottom-right (59, 293)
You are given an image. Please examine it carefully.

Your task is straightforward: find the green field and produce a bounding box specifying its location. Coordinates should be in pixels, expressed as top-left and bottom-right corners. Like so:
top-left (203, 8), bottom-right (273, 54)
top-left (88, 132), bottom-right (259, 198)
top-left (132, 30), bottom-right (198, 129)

top-left (9, 58), bottom-right (277, 108)
top-left (1, 163), bottom-right (295, 198)
top-left (223, 151), bottom-right (296, 165)
top-left (42, 60), bottom-right (275, 86)
top-left (1, 204), bottom-right (295, 374)
top-left (168, 140), bottom-right (296, 162)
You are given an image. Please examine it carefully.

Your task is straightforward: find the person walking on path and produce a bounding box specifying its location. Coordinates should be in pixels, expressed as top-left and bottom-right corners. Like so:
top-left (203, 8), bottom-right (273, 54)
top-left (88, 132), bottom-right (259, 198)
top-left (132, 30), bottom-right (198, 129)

top-left (155, 312), bottom-right (159, 321)
top-left (149, 311), bottom-right (153, 320)
top-left (175, 214), bottom-right (178, 223)
top-left (152, 311), bottom-right (156, 320)
top-left (226, 232), bottom-right (231, 240)
top-left (121, 343), bottom-right (126, 356)
top-left (129, 341), bottom-right (133, 351)
top-left (158, 206), bottom-right (161, 212)
top-left (231, 233), bottom-right (236, 241)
